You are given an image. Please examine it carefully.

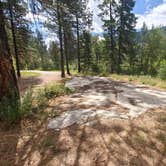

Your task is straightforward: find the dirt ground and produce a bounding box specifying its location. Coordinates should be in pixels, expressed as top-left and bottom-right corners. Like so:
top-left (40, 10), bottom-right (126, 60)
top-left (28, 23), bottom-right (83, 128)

top-left (0, 107), bottom-right (166, 166)
top-left (0, 74), bottom-right (166, 166)
top-left (18, 71), bottom-right (64, 94)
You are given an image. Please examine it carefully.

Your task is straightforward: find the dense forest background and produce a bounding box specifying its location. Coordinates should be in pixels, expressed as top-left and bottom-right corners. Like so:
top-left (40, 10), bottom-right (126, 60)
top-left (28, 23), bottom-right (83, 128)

top-left (1, 0), bottom-right (166, 78)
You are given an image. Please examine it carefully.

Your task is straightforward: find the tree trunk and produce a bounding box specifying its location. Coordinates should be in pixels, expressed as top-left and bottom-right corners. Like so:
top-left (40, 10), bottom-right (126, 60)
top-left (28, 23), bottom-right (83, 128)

top-left (57, 1), bottom-right (65, 78)
top-left (63, 28), bottom-right (71, 75)
top-left (96, 51), bottom-right (99, 64)
top-left (117, 1), bottom-right (124, 74)
top-left (8, 0), bottom-right (21, 78)
top-left (0, 2), bottom-right (19, 103)
top-left (76, 15), bottom-right (81, 73)
top-left (118, 39), bottom-right (121, 74)
top-left (109, 2), bottom-right (115, 73)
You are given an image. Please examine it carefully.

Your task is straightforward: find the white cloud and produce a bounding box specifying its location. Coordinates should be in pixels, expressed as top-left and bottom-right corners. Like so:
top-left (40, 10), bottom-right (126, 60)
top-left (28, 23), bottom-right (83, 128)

top-left (27, 0), bottom-right (166, 46)
top-left (25, 12), bottom-right (48, 23)
top-left (88, 0), bottom-right (103, 33)
top-left (25, 12), bottom-right (57, 47)
top-left (45, 35), bottom-right (58, 48)
top-left (90, 0), bottom-right (166, 31)
top-left (136, 1), bottom-right (166, 29)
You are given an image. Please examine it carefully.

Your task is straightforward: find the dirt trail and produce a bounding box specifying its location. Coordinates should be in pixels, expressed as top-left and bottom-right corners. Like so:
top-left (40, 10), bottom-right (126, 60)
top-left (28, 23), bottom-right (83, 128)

top-left (19, 71), bottom-right (63, 93)
top-left (29, 71), bottom-right (62, 85)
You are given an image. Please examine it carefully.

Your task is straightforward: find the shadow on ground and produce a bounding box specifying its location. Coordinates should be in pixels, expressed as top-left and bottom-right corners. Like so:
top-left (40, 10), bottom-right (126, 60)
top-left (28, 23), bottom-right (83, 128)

top-left (1, 76), bottom-right (166, 166)
top-left (18, 76), bottom-right (43, 94)
top-left (0, 108), bottom-right (166, 166)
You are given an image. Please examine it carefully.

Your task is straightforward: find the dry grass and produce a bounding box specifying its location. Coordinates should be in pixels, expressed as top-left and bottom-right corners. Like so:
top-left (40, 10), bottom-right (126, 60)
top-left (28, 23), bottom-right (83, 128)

top-left (109, 74), bottom-right (166, 89)
top-left (21, 71), bottom-right (41, 78)
top-left (0, 106), bottom-right (166, 166)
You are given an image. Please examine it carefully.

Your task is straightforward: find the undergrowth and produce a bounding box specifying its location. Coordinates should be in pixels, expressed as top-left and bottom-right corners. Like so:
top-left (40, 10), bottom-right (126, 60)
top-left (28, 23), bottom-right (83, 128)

top-left (109, 74), bottom-right (166, 89)
top-left (0, 83), bottom-right (73, 123)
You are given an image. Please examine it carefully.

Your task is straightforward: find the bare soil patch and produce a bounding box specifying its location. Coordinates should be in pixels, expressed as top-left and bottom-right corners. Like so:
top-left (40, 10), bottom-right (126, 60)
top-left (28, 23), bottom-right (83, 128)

top-left (18, 71), bottom-right (63, 94)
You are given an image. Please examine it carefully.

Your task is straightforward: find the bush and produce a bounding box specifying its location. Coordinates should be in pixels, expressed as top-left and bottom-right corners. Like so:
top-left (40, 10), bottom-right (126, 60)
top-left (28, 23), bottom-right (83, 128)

top-left (21, 83), bottom-right (73, 114)
top-left (0, 91), bottom-right (20, 122)
top-left (20, 89), bottom-right (34, 115)
top-left (158, 60), bottom-right (166, 80)
top-left (91, 63), bottom-right (101, 74)
top-left (0, 83), bottom-right (73, 122)
top-left (90, 62), bottom-right (109, 76)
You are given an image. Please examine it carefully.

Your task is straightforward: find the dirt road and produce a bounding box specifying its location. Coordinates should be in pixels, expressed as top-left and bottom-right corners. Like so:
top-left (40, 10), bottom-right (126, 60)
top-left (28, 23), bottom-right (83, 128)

top-left (29, 71), bottom-right (62, 84)
top-left (19, 71), bottom-right (63, 92)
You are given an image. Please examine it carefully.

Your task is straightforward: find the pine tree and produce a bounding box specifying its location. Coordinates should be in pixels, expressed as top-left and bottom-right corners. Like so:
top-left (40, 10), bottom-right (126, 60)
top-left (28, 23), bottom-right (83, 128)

top-left (7, 0), bottom-right (29, 77)
top-left (117, 0), bottom-right (136, 73)
top-left (40, 0), bottom-right (66, 77)
top-left (98, 0), bottom-right (117, 73)
top-left (0, 1), bottom-right (20, 120)
top-left (63, 24), bottom-right (72, 75)
top-left (69, 0), bottom-right (92, 73)
top-left (49, 41), bottom-right (60, 70)
top-left (82, 30), bottom-right (92, 72)
top-left (8, 0), bottom-right (21, 77)
top-left (57, 0), bottom-right (65, 77)
top-left (37, 31), bottom-right (48, 70)
top-left (92, 36), bottom-right (102, 63)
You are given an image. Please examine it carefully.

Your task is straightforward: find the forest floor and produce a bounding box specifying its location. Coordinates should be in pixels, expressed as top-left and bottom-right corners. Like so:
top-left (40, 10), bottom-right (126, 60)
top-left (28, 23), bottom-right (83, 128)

top-left (0, 72), bottom-right (166, 166)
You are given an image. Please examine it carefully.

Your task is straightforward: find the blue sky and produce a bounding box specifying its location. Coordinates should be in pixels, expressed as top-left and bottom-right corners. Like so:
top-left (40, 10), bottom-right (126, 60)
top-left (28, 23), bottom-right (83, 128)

top-left (27, 0), bottom-right (166, 45)
top-left (89, 0), bottom-right (166, 32)
top-left (133, 0), bottom-right (166, 29)
top-left (133, 0), bottom-right (164, 14)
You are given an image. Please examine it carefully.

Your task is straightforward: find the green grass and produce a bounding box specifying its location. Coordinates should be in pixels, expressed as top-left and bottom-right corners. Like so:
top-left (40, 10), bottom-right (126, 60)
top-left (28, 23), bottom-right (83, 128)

top-left (109, 74), bottom-right (166, 89)
top-left (21, 71), bottom-right (41, 77)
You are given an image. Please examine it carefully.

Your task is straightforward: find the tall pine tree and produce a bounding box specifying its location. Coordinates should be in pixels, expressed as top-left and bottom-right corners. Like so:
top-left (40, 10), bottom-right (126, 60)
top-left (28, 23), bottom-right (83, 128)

top-left (117, 0), bottom-right (136, 73)
top-left (98, 0), bottom-right (117, 73)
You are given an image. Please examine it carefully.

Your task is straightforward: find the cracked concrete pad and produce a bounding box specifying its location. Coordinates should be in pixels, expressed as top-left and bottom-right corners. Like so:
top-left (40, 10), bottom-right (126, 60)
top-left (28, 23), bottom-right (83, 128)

top-left (48, 108), bottom-right (127, 130)
top-left (48, 76), bottom-right (166, 130)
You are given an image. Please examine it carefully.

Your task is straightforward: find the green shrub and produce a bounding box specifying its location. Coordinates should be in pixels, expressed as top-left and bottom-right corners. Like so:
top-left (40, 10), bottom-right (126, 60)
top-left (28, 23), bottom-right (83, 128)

top-left (0, 90), bottom-right (20, 122)
top-left (158, 60), bottom-right (166, 80)
top-left (0, 83), bottom-right (73, 122)
top-left (90, 62), bottom-right (109, 76)
top-left (43, 83), bottom-right (73, 99)
top-left (20, 89), bottom-right (34, 115)
top-left (91, 63), bottom-right (101, 74)
top-left (22, 83), bottom-right (73, 113)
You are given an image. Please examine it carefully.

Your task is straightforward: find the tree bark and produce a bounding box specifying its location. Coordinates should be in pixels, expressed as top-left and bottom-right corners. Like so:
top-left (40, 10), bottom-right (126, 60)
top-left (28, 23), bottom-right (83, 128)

top-left (76, 15), bottom-right (81, 73)
top-left (109, 2), bottom-right (115, 73)
top-left (63, 28), bottom-right (71, 75)
top-left (8, 0), bottom-right (21, 78)
top-left (57, 1), bottom-right (65, 78)
top-left (118, 1), bottom-right (124, 74)
top-left (118, 38), bottom-right (121, 74)
top-left (0, 2), bottom-right (19, 102)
